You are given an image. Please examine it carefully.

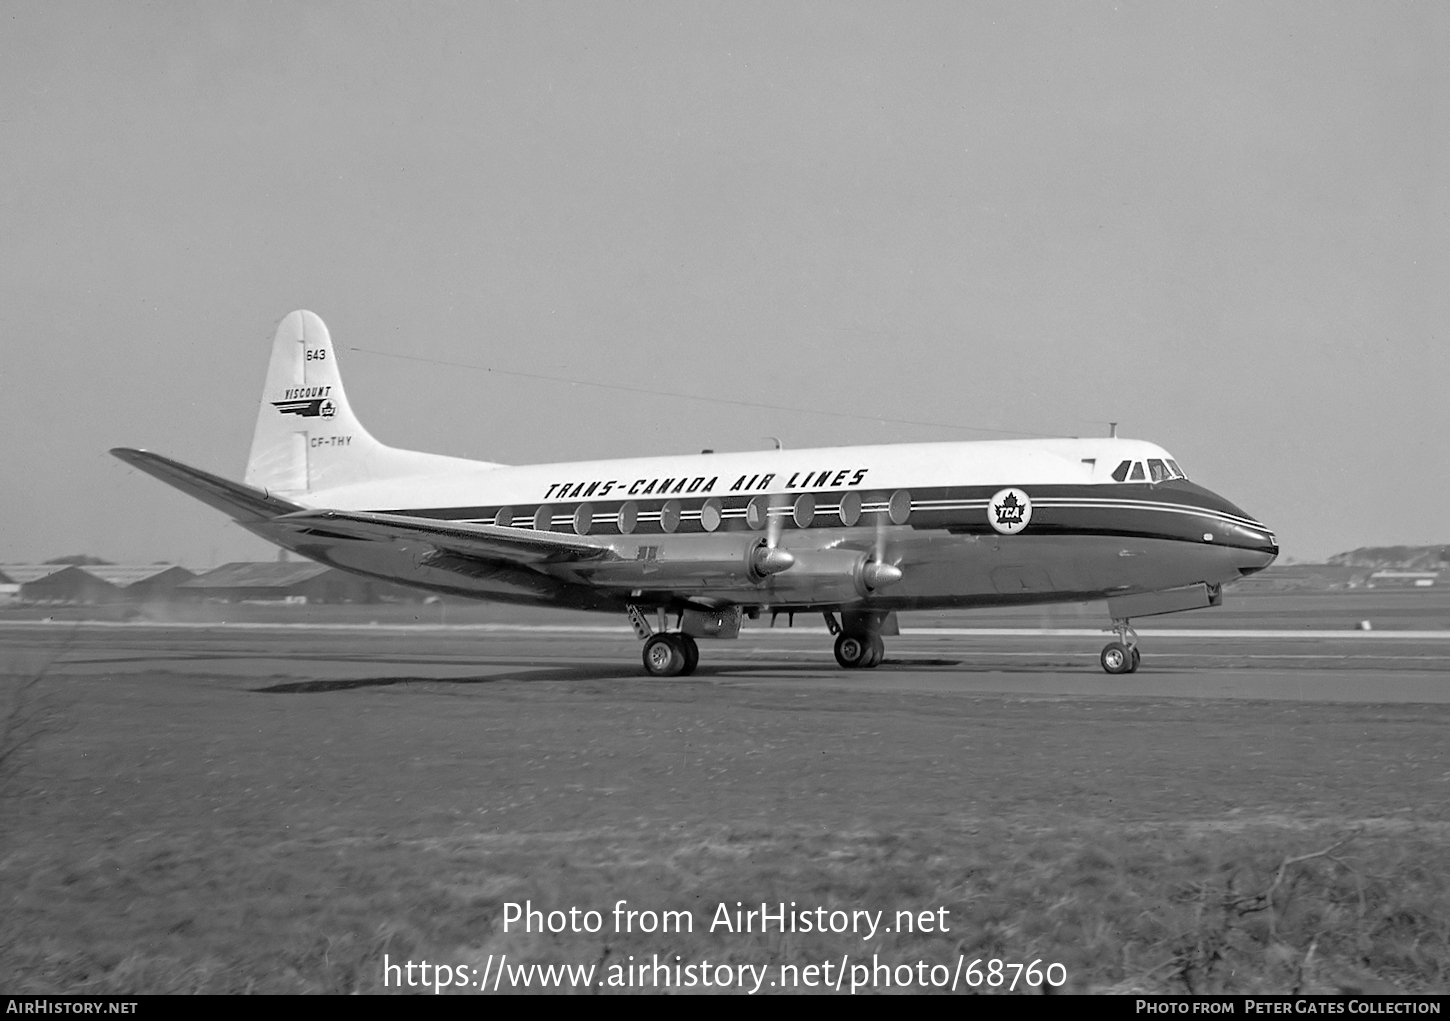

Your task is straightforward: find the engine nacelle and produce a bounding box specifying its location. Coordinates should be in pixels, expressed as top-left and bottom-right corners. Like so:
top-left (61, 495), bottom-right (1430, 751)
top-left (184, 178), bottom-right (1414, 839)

top-left (558, 535), bottom-right (901, 605)
top-left (572, 534), bottom-right (785, 592)
top-left (753, 547), bottom-right (901, 605)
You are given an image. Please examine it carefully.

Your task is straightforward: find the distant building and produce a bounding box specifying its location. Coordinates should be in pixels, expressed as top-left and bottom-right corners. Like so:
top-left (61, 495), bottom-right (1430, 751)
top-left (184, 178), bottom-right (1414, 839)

top-left (83, 565), bottom-right (197, 600)
top-left (0, 565), bottom-right (68, 587)
top-left (7, 564), bottom-right (121, 604)
top-left (178, 562), bottom-right (422, 603)
top-left (1366, 570), bottom-right (1439, 589)
top-left (0, 561), bottom-right (424, 605)
top-left (0, 564), bottom-right (197, 604)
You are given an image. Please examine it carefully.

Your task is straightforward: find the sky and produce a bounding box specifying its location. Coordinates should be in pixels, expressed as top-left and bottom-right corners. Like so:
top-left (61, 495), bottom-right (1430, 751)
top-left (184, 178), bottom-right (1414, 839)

top-left (1, 1), bottom-right (1446, 565)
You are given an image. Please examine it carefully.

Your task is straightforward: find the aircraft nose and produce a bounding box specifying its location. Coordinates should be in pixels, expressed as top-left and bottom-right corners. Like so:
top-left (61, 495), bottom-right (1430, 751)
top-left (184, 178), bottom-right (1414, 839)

top-left (1176, 483), bottom-right (1277, 574)
top-left (1236, 535), bottom-right (1278, 576)
top-left (1176, 481), bottom-right (1277, 564)
top-left (1218, 512), bottom-right (1277, 576)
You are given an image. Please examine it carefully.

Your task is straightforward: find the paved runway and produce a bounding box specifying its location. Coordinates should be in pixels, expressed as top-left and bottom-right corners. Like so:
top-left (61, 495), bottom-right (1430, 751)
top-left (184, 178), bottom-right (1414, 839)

top-left (4, 620), bottom-right (1448, 703)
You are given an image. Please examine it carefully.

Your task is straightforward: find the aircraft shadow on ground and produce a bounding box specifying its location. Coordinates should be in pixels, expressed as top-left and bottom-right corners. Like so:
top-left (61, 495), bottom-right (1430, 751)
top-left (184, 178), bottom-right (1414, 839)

top-left (253, 669), bottom-right (591, 693)
top-left (251, 658), bottom-right (969, 693)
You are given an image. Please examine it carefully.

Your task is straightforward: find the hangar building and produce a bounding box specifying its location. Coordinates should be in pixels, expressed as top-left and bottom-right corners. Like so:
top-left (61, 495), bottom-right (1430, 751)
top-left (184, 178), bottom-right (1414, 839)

top-left (4, 564), bottom-right (121, 604)
top-left (177, 562), bottom-right (420, 603)
top-left (0, 564), bottom-right (197, 604)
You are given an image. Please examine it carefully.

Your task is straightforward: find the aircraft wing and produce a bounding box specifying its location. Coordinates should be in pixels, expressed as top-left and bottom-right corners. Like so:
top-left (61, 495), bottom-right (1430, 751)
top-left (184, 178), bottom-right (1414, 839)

top-left (111, 448), bottom-right (302, 523)
top-left (273, 508), bottom-right (617, 565)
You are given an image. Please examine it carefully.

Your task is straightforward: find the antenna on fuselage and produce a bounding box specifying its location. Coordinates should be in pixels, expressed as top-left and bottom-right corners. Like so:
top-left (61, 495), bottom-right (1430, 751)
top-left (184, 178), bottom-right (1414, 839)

top-left (1109, 422), bottom-right (1118, 438)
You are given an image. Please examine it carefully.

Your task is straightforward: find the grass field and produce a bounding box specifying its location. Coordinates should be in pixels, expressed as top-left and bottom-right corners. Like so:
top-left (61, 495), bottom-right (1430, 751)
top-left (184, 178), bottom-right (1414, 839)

top-left (2, 622), bottom-right (1447, 994)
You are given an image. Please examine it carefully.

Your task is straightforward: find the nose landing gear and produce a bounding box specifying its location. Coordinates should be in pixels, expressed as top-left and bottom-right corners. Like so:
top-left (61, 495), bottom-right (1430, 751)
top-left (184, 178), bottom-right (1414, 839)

top-left (1100, 618), bottom-right (1140, 674)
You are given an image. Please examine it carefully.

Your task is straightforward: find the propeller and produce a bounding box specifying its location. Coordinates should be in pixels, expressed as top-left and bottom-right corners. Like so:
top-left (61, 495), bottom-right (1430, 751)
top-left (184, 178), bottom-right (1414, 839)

top-left (749, 493), bottom-right (795, 577)
top-left (767, 492), bottom-right (786, 549)
top-left (861, 500), bottom-right (903, 590)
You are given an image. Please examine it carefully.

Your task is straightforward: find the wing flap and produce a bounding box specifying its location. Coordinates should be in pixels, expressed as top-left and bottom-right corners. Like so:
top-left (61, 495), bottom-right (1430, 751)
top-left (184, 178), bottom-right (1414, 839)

top-left (273, 508), bottom-right (616, 565)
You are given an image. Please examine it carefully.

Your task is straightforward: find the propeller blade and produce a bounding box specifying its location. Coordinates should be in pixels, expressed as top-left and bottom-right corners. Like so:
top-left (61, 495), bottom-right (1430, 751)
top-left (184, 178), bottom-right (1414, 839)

top-left (767, 493), bottom-right (786, 549)
top-left (864, 501), bottom-right (902, 589)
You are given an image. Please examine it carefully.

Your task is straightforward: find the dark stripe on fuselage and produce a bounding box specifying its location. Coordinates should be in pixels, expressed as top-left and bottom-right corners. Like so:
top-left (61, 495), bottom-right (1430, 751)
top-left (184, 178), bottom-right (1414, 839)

top-left (377, 481), bottom-right (1277, 554)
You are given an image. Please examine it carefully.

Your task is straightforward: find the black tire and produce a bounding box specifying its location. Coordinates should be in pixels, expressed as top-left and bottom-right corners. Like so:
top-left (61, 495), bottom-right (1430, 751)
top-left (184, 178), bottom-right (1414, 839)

top-left (679, 634), bottom-right (699, 676)
top-left (1100, 641), bottom-right (1132, 675)
top-left (834, 633), bottom-right (869, 669)
top-left (643, 633), bottom-right (684, 677)
top-left (1128, 647), bottom-right (1141, 673)
top-left (863, 634), bottom-right (885, 669)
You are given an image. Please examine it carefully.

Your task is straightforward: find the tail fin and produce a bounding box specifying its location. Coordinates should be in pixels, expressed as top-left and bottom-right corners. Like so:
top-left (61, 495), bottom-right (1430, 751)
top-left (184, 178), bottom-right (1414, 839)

top-left (244, 311), bottom-right (498, 495)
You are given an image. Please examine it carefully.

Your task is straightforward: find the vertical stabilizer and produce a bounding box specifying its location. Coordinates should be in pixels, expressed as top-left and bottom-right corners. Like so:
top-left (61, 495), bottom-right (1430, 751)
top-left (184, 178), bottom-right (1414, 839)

top-left (244, 310), bottom-right (498, 495)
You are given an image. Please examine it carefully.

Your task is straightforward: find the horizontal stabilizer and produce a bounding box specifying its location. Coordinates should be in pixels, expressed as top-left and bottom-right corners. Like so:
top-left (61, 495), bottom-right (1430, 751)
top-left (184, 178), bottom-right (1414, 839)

top-left (111, 448), bottom-right (302, 523)
top-left (273, 508), bottom-right (615, 565)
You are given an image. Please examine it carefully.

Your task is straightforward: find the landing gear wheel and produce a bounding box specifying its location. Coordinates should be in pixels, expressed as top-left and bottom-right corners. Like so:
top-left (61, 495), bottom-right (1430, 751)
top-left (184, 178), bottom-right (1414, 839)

top-left (643, 633), bottom-right (685, 677)
top-left (834, 633), bottom-right (870, 669)
top-left (678, 634), bottom-right (699, 676)
top-left (1129, 647), bottom-right (1141, 673)
top-left (862, 634), bottom-right (885, 669)
top-left (1100, 641), bottom-right (1133, 675)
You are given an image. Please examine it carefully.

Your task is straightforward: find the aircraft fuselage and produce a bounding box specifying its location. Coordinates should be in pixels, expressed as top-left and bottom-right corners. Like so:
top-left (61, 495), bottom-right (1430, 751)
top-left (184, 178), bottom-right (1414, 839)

top-left (249, 439), bottom-right (1277, 615)
top-left (114, 310), bottom-right (1278, 677)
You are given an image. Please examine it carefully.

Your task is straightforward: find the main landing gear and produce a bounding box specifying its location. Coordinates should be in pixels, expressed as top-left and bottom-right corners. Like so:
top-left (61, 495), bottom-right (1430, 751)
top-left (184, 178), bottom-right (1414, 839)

top-left (629, 606), bottom-right (893, 677)
top-left (630, 606), bottom-right (701, 678)
top-left (833, 632), bottom-right (884, 669)
top-left (824, 611), bottom-right (886, 670)
top-left (641, 632), bottom-right (699, 677)
top-left (1100, 618), bottom-right (1141, 675)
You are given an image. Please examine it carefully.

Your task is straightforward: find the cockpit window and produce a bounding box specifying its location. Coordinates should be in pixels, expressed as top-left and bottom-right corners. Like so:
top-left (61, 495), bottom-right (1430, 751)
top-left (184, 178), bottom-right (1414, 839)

top-left (1111, 457), bottom-right (1187, 483)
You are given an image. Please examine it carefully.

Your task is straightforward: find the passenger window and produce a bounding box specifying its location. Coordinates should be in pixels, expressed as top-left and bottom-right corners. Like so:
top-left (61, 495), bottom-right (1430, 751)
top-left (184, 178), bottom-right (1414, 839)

top-left (1148, 459), bottom-right (1169, 483)
top-left (1129, 462), bottom-right (1145, 481)
top-left (1111, 460), bottom-right (1132, 482)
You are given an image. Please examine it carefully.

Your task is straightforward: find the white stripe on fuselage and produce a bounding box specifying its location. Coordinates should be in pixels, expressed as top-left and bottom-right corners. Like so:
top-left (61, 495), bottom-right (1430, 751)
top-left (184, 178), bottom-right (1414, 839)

top-left (1031, 498), bottom-right (1266, 530)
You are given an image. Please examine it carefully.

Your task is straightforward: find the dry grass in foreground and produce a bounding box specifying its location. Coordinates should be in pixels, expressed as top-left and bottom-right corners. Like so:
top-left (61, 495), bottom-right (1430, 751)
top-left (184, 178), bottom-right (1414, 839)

top-left (2, 820), bottom-right (1445, 994)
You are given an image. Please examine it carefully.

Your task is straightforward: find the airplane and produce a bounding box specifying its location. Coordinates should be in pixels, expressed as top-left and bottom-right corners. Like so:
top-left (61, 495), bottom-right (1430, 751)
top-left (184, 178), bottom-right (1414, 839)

top-left (112, 310), bottom-right (1278, 677)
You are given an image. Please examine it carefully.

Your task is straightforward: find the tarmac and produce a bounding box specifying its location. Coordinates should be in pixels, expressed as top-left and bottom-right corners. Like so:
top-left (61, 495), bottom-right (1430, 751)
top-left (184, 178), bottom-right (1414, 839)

top-left (4, 616), bottom-right (1448, 704)
top-left (3, 594), bottom-right (1447, 994)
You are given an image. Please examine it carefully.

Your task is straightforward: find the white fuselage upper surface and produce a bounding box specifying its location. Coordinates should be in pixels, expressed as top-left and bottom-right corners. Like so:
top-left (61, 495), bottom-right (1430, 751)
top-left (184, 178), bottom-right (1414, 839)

top-left (300, 437), bottom-right (1177, 513)
top-left (250, 432), bottom-right (1275, 614)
